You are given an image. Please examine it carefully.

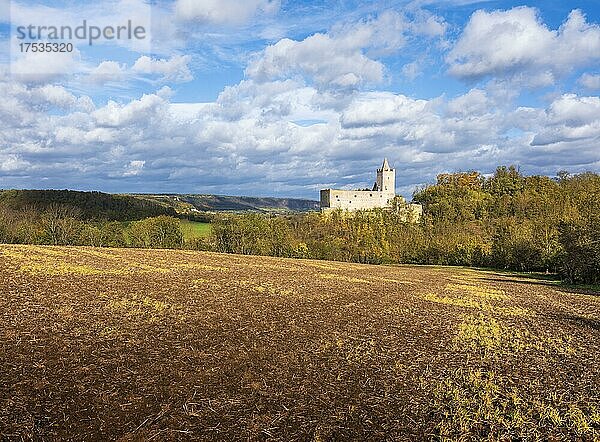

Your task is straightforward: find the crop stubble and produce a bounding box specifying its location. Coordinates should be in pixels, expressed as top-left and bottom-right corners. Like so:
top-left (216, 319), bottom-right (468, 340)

top-left (0, 245), bottom-right (599, 441)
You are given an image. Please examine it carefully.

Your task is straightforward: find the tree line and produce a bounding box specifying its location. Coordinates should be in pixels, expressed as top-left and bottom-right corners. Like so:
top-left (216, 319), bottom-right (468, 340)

top-left (0, 167), bottom-right (598, 284)
top-left (0, 206), bottom-right (184, 249)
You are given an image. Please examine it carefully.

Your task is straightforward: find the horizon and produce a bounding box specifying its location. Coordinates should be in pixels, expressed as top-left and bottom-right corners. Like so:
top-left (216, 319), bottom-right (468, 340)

top-left (1, 162), bottom-right (594, 203)
top-left (1, 0), bottom-right (600, 199)
top-left (0, 188), bottom-right (323, 201)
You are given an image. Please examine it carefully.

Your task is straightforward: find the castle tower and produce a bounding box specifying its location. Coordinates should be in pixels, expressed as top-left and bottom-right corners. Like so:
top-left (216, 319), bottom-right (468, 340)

top-left (376, 158), bottom-right (395, 197)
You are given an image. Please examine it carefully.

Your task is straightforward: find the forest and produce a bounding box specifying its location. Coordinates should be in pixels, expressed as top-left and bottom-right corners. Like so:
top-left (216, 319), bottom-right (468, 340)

top-left (1, 166), bottom-right (599, 284)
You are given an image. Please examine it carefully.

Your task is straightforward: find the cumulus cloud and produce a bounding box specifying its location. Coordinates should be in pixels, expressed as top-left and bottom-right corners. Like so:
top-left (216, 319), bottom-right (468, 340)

top-left (330, 11), bottom-right (411, 55)
top-left (215, 79), bottom-right (337, 124)
top-left (246, 34), bottom-right (385, 90)
top-left (0, 82), bottom-right (92, 132)
top-left (132, 55), bottom-right (193, 83)
top-left (9, 44), bottom-right (82, 84)
top-left (84, 57), bottom-right (191, 87)
top-left (0, 153), bottom-right (30, 172)
top-left (531, 94), bottom-right (600, 146)
top-left (175, 0), bottom-right (280, 25)
top-left (0, 72), bottom-right (597, 197)
top-left (447, 7), bottom-right (600, 84)
top-left (245, 11), bottom-right (441, 90)
top-left (338, 90), bottom-right (507, 157)
top-left (446, 88), bottom-right (491, 116)
top-left (92, 92), bottom-right (170, 128)
top-left (340, 92), bottom-right (430, 128)
top-left (87, 61), bottom-right (127, 85)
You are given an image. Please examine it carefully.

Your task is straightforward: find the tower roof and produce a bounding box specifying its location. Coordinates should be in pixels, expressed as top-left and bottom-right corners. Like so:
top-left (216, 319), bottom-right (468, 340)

top-left (381, 158), bottom-right (391, 170)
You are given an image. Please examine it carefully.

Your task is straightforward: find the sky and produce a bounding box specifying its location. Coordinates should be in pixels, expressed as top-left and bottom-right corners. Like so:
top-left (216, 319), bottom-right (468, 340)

top-left (0, 0), bottom-right (599, 199)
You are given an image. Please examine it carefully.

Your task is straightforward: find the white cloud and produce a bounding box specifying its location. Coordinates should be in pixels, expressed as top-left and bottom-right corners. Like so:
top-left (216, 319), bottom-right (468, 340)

top-left (337, 89), bottom-right (507, 158)
top-left (246, 34), bottom-right (385, 90)
top-left (246, 10), bottom-right (446, 91)
top-left (0, 153), bottom-right (30, 172)
top-left (340, 92), bottom-right (430, 128)
top-left (214, 79), bottom-right (337, 126)
top-left (84, 57), bottom-right (191, 87)
top-left (579, 73), bottom-right (600, 90)
top-left (330, 11), bottom-right (410, 55)
top-left (87, 61), bottom-right (127, 85)
top-left (9, 43), bottom-right (82, 83)
top-left (92, 93), bottom-right (169, 128)
top-left (0, 83), bottom-right (92, 134)
top-left (446, 88), bottom-right (490, 116)
top-left (0, 76), bottom-right (593, 196)
top-left (531, 94), bottom-right (600, 146)
top-left (409, 9), bottom-right (447, 37)
top-left (447, 7), bottom-right (600, 84)
top-left (175, 0), bottom-right (280, 25)
top-left (123, 160), bottom-right (145, 176)
top-left (132, 55), bottom-right (193, 83)
top-left (547, 94), bottom-right (600, 126)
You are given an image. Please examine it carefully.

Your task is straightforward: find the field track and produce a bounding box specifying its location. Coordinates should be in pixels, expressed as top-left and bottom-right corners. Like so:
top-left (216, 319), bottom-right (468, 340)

top-left (1, 245), bottom-right (599, 441)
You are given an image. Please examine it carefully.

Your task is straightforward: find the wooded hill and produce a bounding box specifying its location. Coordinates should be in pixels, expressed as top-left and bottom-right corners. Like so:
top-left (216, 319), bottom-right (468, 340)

top-left (0, 190), bottom-right (176, 221)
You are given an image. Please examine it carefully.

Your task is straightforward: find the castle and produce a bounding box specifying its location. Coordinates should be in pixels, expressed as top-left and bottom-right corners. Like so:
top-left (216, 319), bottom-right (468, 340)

top-left (320, 159), bottom-right (422, 218)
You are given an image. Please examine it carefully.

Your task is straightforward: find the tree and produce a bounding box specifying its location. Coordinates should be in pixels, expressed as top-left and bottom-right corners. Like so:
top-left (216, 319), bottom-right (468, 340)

top-left (558, 219), bottom-right (600, 284)
top-left (100, 222), bottom-right (127, 248)
top-left (128, 216), bottom-right (183, 249)
top-left (41, 204), bottom-right (83, 245)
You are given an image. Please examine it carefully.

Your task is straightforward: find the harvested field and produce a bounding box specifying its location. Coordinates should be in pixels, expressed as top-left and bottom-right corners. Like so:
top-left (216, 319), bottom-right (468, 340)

top-left (1, 245), bottom-right (599, 441)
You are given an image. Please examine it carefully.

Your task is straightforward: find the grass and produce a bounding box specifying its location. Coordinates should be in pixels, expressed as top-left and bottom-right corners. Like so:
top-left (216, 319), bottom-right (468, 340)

top-left (430, 368), bottom-right (598, 440)
top-left (455, 314), bottom-right (576, 356)
top-left (0, 244), bottom-right (598, 441)
top-left (179, 220), bottom-right (212, 240)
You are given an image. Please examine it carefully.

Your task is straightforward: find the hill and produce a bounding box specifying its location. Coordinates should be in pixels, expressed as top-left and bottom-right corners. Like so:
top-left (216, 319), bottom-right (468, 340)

top-left (0, 190), bottom-right (177, 221)
top-left (131, 193), bottom-right (320, 213)
top-left (1, 244), bottom-right (598, 440)
top-left (0, 190), bottom-right (319, 222)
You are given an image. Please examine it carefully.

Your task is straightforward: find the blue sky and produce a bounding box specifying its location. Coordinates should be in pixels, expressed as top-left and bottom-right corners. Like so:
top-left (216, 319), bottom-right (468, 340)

top-left (0, 0), bottom-right (599, 199)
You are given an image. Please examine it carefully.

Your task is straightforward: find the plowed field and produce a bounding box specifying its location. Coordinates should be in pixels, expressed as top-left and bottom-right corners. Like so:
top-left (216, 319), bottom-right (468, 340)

top-left (1, 245), bottom-right (599, 440)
